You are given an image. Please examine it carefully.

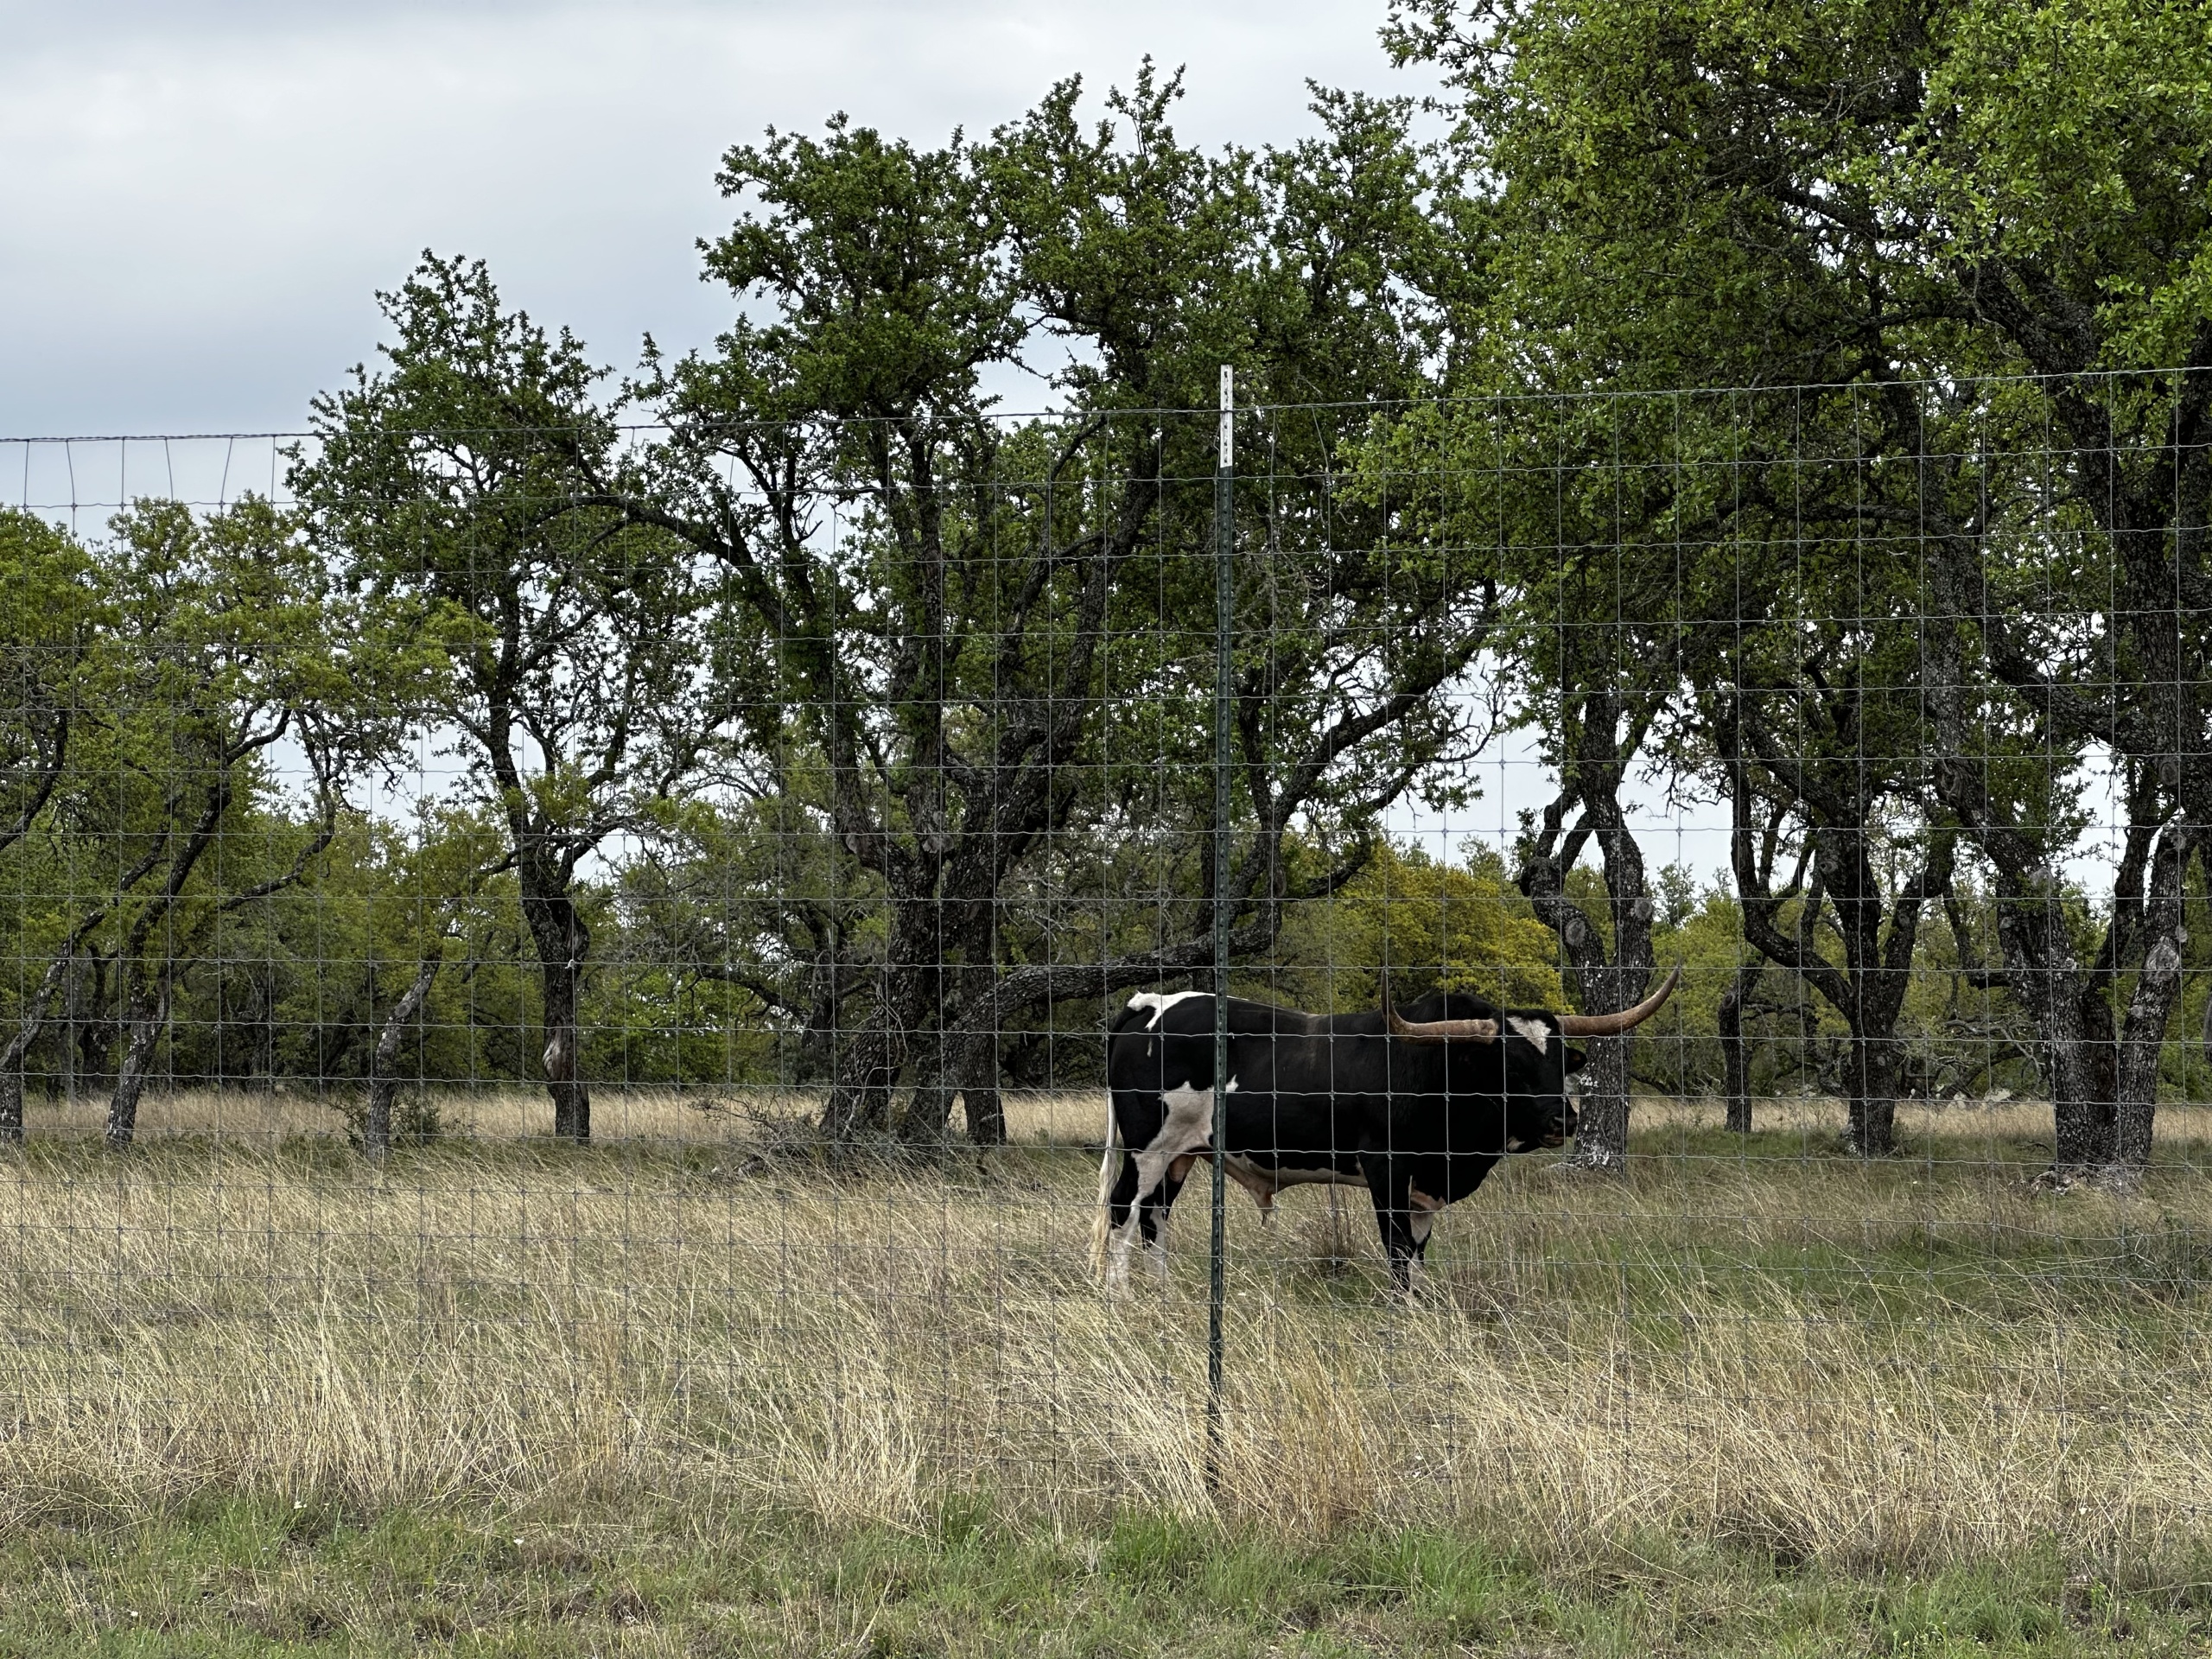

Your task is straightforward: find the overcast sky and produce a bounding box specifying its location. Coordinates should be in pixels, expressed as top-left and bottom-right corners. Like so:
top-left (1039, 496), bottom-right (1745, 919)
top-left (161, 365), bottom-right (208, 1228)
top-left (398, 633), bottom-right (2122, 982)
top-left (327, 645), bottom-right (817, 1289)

top-left (0, 0), bottom-right (1437, 442)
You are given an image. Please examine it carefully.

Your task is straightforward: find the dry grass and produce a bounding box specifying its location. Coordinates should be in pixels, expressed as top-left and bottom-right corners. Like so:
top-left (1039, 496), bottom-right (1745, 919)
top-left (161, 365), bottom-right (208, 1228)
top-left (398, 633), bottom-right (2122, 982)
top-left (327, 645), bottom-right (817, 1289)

top-left (3, 1086), bottom-right (2212, 1577)
top-left (28, 1080), bottom-right (1114, 1147)
top-left (28, 1083), bottom-right (777, 1145)
top-left (1636, 1090), bottom-right (2212, 1149)
top-left (43, 1080), bottom-right (2212, 1155)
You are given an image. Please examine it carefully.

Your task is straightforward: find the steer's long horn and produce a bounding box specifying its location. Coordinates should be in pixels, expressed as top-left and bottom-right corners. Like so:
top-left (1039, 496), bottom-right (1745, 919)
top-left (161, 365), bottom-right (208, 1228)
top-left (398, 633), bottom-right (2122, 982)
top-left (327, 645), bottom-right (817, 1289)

top-left (1555, 964), bottom-right (1682, 1038)
top-left (1382, 972), bottom-right (1499, 1042)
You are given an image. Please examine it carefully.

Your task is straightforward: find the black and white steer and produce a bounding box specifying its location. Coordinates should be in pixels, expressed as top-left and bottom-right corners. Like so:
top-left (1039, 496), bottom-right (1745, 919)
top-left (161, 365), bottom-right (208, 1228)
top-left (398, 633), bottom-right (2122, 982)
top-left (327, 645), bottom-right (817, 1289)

top-left (1094, 971), bottom-right (1681, 1291)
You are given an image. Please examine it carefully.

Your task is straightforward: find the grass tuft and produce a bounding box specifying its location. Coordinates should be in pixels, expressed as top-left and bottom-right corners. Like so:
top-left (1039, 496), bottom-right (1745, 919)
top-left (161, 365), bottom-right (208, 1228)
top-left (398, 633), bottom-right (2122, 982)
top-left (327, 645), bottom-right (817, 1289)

top-left (3, 1086), bottom-right (2212, 1646)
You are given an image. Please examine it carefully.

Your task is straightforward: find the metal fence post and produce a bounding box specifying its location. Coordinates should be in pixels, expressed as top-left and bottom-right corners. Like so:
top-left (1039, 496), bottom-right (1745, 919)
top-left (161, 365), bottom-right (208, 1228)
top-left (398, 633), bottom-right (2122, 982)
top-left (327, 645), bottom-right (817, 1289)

top-left (1208, 365), bottom-right (1233, 1491)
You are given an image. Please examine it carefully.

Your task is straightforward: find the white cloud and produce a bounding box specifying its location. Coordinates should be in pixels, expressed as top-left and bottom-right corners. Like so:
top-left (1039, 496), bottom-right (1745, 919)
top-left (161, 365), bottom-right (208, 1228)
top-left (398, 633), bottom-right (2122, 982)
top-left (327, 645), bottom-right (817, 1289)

top-left (0, 0), bottom-right (1435, 436)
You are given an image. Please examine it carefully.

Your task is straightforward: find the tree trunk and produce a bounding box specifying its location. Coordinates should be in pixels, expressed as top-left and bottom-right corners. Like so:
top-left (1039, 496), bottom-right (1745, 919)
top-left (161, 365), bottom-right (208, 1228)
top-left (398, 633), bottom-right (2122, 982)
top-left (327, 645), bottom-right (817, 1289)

top-left (1821, 828), bottom-right (1954, 1158)
top-left (821, 1022), bottom-right (906, 1141)
top-left (1952, 799), bottom-right (2188, 1185)
top-left (1730, 677), bottom-right (1957, 1156)
top-left (800, 956), bottom-right (844, 1084)
top-left (0, 941), bottom-right (99, 1145)
top-left (79, 951), bottom-right (111, 1092)
top-left (365, 952), bottom-right (444, 1160)
top-left (60, 949), bottom-right (77, 1110)
top-left (105, 967), bottom-right (175, 1149)
top-left (894, 948), bottom-right (1014, 1146)
top-left (1519, 787), bottom-right (1649, 1172)
top-left (1845, 1036), bottom-right (1901, 1159)
top-left (1571, 1015), bottom-right (1634, 1171)
top-left (824, 904), bottom-right (940, 1142)
top-left (893, 1027), bottom-right (952, 1144)
top-left (541, 956), bottom-right (588, 1144)
top-left (1923, 505), bottom-right (2199, 1189)
top-left (0, 713), bottom-right (73, 1137)
top-left (960, 1055), bottom-right (1007, 1147)
top-left (1719, 957), bottom-right (1759, 1134)
top-left (1732, 817), bottom-right (1952, 1157)
top-left (518, 881), bottom-right (591, 1144)
top-left (1574, 959), bottom-right (1656, 1172)
top-left (893, 1027), bottom-right (1006, 1146)
top-left (2111, 824), bottom-right (2195, 1178)
top-left (1828, 836), bottom-right (1898, 1160)
top-left (0, 1027), bottom-right (34, 1147)
top-left (1977, 874), bottom-right (2114, 1177)
top-left (1573, 784), bottom-right (1657, 1172)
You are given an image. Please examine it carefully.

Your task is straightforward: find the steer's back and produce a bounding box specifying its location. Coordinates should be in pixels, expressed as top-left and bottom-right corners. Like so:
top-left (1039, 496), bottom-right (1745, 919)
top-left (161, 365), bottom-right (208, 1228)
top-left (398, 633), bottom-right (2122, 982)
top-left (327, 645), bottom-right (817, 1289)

top-left (1107, 993), bottom-right (1402, 1169)
top-left (1107, 992), bottom-right (1322, 1082)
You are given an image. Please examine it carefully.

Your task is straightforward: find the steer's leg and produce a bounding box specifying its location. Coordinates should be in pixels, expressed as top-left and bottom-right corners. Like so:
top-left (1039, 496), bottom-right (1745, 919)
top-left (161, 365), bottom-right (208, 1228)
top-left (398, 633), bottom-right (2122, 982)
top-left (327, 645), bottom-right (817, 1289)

top-left (1404, 1180), bottom-right (1446, 1289)
top-left (1105, 1087), bottom-right (1208, 1295)
top-left (1363, 1161), bottom-right (1422, 1296)
top-left (1103, 1090), bottom-right (1164, 1295)
top-left (1104, 1152), bottom-right (1145, 1294)
top-left (1142, 1155), bottom-right (1195, 1283)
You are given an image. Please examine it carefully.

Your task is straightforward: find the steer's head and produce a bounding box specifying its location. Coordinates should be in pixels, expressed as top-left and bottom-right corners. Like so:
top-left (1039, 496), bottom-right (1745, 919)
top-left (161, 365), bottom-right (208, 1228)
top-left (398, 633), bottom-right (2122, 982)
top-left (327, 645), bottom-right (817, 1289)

top-left (1382, 969), bottom-right (1682, 1154)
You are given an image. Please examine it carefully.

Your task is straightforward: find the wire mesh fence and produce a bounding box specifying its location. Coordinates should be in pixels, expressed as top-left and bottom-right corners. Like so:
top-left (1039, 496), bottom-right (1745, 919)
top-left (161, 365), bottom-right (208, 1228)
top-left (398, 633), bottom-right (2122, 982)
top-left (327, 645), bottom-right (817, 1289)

top-left (2, 372), bottom-right (2209, 1562)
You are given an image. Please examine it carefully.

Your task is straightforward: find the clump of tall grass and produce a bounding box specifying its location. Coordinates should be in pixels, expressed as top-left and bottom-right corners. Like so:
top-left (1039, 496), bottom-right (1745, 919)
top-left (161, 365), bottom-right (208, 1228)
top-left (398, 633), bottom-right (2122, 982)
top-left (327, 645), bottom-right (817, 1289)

top-left (0, 1091), bottom-right (2208, 1575)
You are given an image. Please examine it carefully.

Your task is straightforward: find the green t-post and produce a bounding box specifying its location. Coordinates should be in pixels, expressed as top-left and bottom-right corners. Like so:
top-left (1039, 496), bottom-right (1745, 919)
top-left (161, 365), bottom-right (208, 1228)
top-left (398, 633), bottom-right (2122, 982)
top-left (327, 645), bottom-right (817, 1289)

top-left (1208, 365), bottom-right (1233, 1492)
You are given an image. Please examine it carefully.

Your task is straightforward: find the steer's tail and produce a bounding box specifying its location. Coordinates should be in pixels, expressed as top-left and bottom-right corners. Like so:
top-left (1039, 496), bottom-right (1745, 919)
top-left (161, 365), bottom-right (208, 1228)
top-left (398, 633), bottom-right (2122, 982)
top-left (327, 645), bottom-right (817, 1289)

top-left (1090, 1093), bottom-right (1121, 1281)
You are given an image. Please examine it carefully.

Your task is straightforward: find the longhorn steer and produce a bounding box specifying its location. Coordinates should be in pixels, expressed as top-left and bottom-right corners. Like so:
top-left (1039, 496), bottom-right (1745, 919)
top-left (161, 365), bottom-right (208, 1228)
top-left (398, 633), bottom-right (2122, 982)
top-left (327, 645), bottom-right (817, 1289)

top-left (1095, 972), bottom-right (1681, 1292)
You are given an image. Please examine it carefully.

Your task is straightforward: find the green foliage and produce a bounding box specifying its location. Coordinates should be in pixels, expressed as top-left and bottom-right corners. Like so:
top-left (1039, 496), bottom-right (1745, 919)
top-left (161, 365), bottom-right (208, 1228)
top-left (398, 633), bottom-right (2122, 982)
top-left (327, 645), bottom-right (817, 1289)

top-left (27, 501), bottom-right (346, 969)
top-left (296, 255), bottom-right (707, 857)
top-left (706, 117), bottom-right (1024, 420)
top-left (0, 511), bottom-right (101, 849)
top-left (1275, 841), bottom-right (1563, 1014)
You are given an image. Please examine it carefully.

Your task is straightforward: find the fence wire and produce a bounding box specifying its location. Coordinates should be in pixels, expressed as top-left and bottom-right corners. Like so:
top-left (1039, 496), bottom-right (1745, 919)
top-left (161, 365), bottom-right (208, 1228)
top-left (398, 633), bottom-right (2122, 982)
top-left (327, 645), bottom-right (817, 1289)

top-left (1, 376), bottom-right (2209, 1560)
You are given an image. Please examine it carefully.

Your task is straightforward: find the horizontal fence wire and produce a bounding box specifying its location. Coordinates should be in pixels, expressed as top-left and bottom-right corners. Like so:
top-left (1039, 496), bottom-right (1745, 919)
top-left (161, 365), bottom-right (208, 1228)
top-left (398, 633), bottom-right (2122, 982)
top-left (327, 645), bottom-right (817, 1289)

top-left (0, 375), bottom-right (2209, 1563)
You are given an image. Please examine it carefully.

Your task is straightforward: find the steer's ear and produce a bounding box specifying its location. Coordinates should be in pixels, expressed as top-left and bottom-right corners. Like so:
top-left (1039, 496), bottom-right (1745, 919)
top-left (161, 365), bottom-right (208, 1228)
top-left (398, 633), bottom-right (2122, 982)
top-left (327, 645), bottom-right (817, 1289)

top-left (1561, 1045), bottom-right (1589, 1075)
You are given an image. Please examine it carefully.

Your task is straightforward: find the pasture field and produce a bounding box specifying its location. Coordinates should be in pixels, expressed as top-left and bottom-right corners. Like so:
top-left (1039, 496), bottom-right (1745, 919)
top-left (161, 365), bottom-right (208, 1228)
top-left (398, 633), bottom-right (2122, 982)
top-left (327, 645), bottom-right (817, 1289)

top-left (3, 1088), bottom-right (2212, 1654)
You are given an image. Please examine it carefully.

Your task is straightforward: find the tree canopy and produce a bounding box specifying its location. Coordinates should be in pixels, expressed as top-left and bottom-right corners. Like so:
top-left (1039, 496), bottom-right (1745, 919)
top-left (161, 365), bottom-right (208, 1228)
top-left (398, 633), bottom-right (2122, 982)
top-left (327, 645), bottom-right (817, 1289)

top-left (0, 23), bottom-right (2207, 1177)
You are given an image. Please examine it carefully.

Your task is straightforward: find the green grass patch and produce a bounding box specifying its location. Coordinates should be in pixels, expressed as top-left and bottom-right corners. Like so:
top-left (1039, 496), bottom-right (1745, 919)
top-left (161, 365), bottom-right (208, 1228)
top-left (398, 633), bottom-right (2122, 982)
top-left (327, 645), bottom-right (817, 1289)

top-left (2, 1497), bottom-right (2210, 1656)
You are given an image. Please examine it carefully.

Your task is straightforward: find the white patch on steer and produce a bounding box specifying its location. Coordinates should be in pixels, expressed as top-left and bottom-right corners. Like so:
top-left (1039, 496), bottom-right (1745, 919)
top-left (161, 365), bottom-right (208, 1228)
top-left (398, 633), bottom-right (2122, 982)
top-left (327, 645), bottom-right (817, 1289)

top-left (1508, 1015), bottom-right (1552, 1047)
top-left (1126, 990), bottom-right (1210, 1029)
top-left (1105, 1082), bottom-right (1217, 1293)
top-left (1225, 1155), bottom-right (1359, 1193)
